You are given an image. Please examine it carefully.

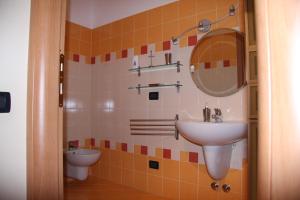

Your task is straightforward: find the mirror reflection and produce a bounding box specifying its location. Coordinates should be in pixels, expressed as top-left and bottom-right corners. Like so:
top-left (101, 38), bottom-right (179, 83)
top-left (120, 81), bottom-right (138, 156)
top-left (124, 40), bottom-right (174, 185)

top-left (190, 29), bottom-right (246, 97)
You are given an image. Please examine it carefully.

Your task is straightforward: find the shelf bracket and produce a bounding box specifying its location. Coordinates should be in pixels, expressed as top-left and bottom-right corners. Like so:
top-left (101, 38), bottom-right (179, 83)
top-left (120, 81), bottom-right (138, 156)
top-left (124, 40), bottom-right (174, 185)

top-left (176, 61), bottom-right (181, 73)
top-left (137, 66), bottom-right (141, 76)
top-left (175, 114), bottom-right (179, 140)
top-left (137, 84), bottom-right (141, 94)
top-left (176, 81), bottom-right (181, 93)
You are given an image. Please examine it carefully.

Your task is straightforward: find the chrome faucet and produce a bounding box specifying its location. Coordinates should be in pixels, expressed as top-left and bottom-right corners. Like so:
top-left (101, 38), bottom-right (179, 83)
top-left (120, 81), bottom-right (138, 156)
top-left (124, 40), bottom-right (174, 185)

top-left (203, 106), bottom-right (211, 122)
top-left (212, 108), bottom-right (223, 122)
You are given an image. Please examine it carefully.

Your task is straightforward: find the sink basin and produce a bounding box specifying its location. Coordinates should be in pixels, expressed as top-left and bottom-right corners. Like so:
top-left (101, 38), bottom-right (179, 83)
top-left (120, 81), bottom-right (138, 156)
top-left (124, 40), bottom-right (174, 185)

top-left (176, 120), bottom-right (247, 145)
top-left (176, 119), bottom-right (247, 180)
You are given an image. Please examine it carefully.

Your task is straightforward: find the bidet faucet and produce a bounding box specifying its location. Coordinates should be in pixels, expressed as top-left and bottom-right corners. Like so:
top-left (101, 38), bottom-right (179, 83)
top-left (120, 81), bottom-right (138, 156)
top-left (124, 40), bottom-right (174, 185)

top-left (212, 108), bottom-right (223, 122)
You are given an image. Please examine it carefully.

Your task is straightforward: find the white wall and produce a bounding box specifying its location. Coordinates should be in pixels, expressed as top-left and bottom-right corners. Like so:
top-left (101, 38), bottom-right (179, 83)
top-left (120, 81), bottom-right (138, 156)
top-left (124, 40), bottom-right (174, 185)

top-left (0, 1), bottom-right (31, 199)
top-left (91, 45), bottom-right (247, 169)
top-left (68, 0), bottom-right (177, 28)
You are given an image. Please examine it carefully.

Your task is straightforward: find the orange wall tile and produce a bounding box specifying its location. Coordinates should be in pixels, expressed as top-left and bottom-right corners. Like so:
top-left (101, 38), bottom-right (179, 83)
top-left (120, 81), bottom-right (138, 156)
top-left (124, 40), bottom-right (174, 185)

top-left (148, 175), bottom-right (163, 196)
top-left (111, 20), bottom-right (123, 37)
top-left (134, 171), bottom-right (147, 192)
top-left (162, 159), bottom-right (179, 180)
top-left (110, 166), bottom-right (122, 184)
top-left (180, 181), bottom-right (197, 200)
top-left (122, 16), bottom-right (134, 33)
top-left (163, 178), bottom-right (180, 199)
top-left (79, 41), bottom-right (91, 56)
top-left (134, 28), bottom-right (147, 47)
top-left (198, 164), bottom-right (215, 188)
top-left (65, 21), bottom-right (92, 60)
top-left (134, 12), bottom-right (148, 30)
top-left (134, 154), bottom-right (148, 172)
top-left (66, 21), bottom-right (81, 38)
top-left (179, 15), bottom-right (197, 36)
top-left (180, 151), bottom-right (189, 162)
top-left (122, 32), bottom-right (134, 49)
top-left (80, 26), bottom-right (92, 42)
top-left (89, 143), bottom-right (245, 200)
top-left (155, 148), bottom-right (163, 158)
top-left (65, 0), bottom-right (245, 58)
top-left (110, 150), bottom-right (122, 167)
top-left (66, 37), bottom-right (79, 53)
top-left (148, 7), bottom-right (162, 27)
top-left (197, 0), bottom-right (217, 11)
top-left (148, 24), bottom-right (162, 44)
top-left (162, 2), bottom-right (179, 23)
top-left (180, 161), bottom-right (198, 184)
top-left (198, 187), bottom-right (218, 200)
top-left (162, 20), bottom-right (179, 41)
top-left (101, 24), bottom-right (112, 40)
top-left (111, 36), bottom-right (122, 52)
top-left (179, 0), bottom-right (197, 18)
top-left (122, 169), bottom-right (134, 187)
top-left (122, 152), bottom-right (134, 169)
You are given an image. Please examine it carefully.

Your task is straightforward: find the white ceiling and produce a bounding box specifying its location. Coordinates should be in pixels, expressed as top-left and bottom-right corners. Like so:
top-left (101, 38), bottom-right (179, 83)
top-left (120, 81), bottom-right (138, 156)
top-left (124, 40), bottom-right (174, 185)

top-left (68, 0), bottom-right (177, 29)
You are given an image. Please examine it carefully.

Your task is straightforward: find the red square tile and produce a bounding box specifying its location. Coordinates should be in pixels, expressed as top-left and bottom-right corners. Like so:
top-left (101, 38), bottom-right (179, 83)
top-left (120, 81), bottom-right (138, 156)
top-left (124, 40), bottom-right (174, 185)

top-left (91, 56), bottom-right (96, 64)
top-left (141, 45), bottom-right (148, 55)
top-left (205, 62), bottom-right (211, 69)
top-left (141, 145), bottom-right (148, 155)
top-left (91, 138), bottom-right (95, 147)
top-left (105, 53), bottom-right (110, 62)
top-left (163, 40), bottom-right (171, 51)
top-left (73, 54), bottom-right (80, 62)
top-left (223, 60), bottom-right (230, 67)
top-left (122, 49), bottom-right (128, 58)
top-left (189, 152), bottom-right (198, 163)
top-left (163, 149), bottom-right (171, 159)
top-left (188, 35), bottom-right (197, 46)
top-left (121, 143), bottom-right (127, 152)
top-left (105, 140), bottom-right (110, 148)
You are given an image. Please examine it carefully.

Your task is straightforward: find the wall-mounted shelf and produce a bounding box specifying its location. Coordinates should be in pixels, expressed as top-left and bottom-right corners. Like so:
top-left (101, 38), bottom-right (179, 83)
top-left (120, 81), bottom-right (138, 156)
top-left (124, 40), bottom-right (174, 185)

top-left (129, 61), bottom-right (182, 76)
top-left (128, 81), bottom-right (182, 94)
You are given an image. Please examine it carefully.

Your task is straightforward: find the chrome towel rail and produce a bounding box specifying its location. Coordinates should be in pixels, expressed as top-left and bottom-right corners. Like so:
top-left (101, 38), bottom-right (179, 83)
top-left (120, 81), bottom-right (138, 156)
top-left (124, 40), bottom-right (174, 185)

top-left (130, 115), bottom-right (179, 140)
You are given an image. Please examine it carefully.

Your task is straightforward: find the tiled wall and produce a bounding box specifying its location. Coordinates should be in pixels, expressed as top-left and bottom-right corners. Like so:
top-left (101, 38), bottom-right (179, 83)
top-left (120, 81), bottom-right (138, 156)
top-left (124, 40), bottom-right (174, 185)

top-left (65, 22), bottom-right (94, 64)
top-left (84, 139), bottom-right (248, 200)
top-left (64, 55), bottom-right (93, 146)
top-left (89, 0), bottom-right (244, 60)
top-left (65, 0), bottom-right (244, 63)
top-left (64, 0), bottom-right (248, 199)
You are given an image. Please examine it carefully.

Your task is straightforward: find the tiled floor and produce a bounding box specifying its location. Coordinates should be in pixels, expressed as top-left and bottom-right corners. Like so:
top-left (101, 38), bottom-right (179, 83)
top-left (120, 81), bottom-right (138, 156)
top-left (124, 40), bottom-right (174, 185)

top-left (64, 176), bottom-right (169, 200)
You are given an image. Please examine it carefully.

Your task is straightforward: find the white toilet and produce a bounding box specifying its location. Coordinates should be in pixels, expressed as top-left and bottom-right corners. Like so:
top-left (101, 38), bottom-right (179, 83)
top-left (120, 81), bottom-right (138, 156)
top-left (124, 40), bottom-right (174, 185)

top-left (64, 149), bottom-right (101, 180)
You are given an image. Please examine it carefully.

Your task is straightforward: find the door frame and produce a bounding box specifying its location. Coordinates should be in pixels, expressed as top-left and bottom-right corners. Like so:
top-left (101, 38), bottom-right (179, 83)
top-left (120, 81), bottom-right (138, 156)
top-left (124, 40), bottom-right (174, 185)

top-left (26, 0), bottom-right (300, 199)
top-left (255, 0), bottom-right (300, 199)
top-left (27, 0), bottom-right (66, 199)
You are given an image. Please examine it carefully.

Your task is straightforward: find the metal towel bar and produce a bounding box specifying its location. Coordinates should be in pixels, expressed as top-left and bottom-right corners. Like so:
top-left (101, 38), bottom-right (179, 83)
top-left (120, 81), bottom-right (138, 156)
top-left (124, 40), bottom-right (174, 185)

top-left (130, 115), bottom-right (179, 140)
top-left (130, 119), bottom-right (175, 122)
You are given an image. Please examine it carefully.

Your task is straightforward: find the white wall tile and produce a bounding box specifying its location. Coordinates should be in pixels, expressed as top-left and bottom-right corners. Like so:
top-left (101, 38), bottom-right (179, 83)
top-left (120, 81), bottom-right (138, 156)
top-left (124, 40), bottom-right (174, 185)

top-left (65, 44), bottom-right (247, 170)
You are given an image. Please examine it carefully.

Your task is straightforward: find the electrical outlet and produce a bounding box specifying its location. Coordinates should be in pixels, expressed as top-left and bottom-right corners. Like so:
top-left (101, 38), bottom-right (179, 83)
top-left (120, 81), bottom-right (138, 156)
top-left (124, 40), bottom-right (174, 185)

top-left (149, 160), bottom-right (159, 169)
top-left (149, 92), bottom-right (159, 100)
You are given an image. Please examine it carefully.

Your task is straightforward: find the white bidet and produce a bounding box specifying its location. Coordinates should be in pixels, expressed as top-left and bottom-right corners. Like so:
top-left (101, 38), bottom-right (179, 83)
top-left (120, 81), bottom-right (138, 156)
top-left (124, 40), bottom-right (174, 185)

top-left (64, 149), bottom-right (101, 180)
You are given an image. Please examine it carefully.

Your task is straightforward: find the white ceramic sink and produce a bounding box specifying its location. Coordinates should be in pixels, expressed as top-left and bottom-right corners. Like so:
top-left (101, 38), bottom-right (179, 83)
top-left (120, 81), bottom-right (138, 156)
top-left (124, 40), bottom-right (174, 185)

top-left (176, 120), bottom-right (247, 146)
top-left (176, 119), bottom-right (247, 180)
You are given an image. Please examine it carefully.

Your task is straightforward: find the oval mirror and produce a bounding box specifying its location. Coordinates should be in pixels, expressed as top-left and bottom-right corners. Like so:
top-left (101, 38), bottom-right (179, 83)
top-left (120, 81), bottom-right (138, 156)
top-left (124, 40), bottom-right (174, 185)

top-left (190, 28), bottom-right (246, 97)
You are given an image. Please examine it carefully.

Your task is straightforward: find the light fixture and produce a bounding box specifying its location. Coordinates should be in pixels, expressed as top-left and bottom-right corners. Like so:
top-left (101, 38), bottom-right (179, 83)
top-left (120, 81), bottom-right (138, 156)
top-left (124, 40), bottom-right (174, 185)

top-left (171, 4), bottom-right (238, 45)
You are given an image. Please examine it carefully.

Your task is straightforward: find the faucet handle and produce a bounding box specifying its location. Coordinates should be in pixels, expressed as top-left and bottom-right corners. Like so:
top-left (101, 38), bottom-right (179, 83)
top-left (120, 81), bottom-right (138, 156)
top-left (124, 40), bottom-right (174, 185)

top-left (214, 108), bottom-right (222, 116)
